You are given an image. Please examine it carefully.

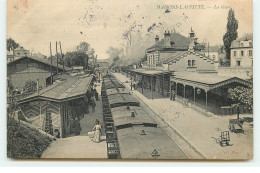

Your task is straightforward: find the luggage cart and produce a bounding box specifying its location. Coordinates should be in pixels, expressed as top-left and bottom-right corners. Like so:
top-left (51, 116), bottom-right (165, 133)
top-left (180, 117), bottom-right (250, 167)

top-left (219, 131), bottom-right (230, 147)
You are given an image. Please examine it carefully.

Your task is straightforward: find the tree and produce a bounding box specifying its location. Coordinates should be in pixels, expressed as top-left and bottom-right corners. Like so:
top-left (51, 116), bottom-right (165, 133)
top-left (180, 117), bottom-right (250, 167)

top-left (223, 8), bottom-right (238, 63)
top-left (23, 80), bottom-right (37, 93)
top-left (63, 42), bottom-right (95, 69)
top-left (77, 42), bottom-right (95, 69)
top-left (7, 38), bottom-right (19, 51)
top-left (228, 86), bottom-right (253, 120)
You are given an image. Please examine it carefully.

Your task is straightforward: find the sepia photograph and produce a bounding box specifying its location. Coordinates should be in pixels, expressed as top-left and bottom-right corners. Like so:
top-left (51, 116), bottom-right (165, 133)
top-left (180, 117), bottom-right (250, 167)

top-left (6, 0), bottom-right (253, 160)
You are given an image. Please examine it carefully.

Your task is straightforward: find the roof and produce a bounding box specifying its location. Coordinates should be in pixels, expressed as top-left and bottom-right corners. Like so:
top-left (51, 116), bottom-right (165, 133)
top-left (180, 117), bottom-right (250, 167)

top-left (7, 50), bottom-right (14, 56)
top-left (106, 88), bottom-right (130, 96)
top-left (148, 33), bottom-right (191, 50)
top-left (231, 33), bottom-right (253, 48)
top-left (110, 106), bottom-right (157, 128)
top-left (7, 56), bottom-right (72, 71)
top-left (117, 126), bottom-right (188, 159)
top-left (129, 68), bottom-right (173, 76)
top-left (14, 46), bottom-right (28, 51)
top-left (107, 93), bottom-right (140, 108)
top-left (18, 75), bottom-right (93, 103)
top-left (159, 51), bottom-right (187, 64)
top-left (147, 32), bottom-right (205, 52)
top-left (173, 71), bottom-right (252, 90)
top-left (160, 51), bottom-right (219, 64)
top-left (205, 45), bottom-right (221, 52)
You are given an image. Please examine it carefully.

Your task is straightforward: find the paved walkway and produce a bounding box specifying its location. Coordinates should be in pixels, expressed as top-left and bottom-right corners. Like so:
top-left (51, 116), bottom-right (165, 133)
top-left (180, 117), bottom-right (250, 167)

top-left (113, 73), bottom-right (253, 160)
top-left (41, 82), bottom-right (107, 159)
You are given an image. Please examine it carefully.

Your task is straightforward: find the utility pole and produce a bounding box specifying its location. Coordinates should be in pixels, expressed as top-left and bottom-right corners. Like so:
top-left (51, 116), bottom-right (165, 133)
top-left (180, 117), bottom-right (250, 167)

top-left (56, 41), bottom-right (59, 74)
top-left (59, 41), bottom-right (65, 73)
top-left (208, 42), bottom-right (209, 58)
top-left (50, 42), bottom-right (53, 85)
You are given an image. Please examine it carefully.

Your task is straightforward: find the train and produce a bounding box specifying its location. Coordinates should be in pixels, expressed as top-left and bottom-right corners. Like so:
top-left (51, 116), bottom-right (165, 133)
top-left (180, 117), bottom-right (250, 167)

top-left (101, 74), bottom-right (188, 159)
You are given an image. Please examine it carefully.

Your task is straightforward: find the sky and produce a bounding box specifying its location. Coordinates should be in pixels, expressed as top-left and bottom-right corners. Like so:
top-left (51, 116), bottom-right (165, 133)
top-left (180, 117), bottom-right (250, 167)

top-left (7, 0), bottom-right (253, 59)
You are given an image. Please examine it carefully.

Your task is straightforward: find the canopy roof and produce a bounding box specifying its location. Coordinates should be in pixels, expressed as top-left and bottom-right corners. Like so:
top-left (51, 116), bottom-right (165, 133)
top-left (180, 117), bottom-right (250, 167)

top-left (18, 75), bottom-right (93, 103)
top-left (173, 71), bottom-right (252, 91)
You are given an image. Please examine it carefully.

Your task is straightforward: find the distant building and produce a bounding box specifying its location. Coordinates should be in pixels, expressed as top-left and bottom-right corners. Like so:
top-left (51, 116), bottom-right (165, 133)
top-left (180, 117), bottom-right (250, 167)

top-left (7, 56), bottom-right (71, 90)
top-left (95, 59), bottom-right (109, 80)
top-left (204, 45), bottom-right (222, 62)
top-left (218, 34), bottom-right (253, 79)
top-left (145, 28), bottom-right (205, 68)
top-left (7, 50), bottom-right (15, 63)
top-left (96, 59), bottom-right (109, 68)
top-left (13, 46), bottom-right (30, 58)
top-left (230, 34), bottom-right (253, 68)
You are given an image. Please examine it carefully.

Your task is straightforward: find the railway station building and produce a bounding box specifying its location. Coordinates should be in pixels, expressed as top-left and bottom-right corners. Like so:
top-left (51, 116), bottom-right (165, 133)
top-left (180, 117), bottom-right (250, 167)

top-left (125, 29), bottom-right (253, 116)
top-left (17, 75), bottom-right (94, 138)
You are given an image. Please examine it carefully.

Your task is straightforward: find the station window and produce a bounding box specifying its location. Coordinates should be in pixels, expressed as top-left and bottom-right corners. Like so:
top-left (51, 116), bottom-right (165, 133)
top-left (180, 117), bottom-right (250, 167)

top-left (249, 50), bottom-right (253, 56)
top-left (236, 60), bottom-right (241, 66)
top-left (241, 51), bottom-right (244, 56)
top-left (233, 51), bottom-right (236, 56)
top-left (241, 43), bottom-right (244, 47)
top-left (192, 60), bottom-right (196, 66)
top-left (249, 42), bottom-right (252, 47)
top-left (188, 60), bottom-right (191, 67)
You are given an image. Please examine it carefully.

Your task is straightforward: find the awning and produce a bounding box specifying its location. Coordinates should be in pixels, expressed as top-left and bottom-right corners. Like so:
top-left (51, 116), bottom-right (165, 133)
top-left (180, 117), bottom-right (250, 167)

top-left (171, 71), bottom-right (252, 91)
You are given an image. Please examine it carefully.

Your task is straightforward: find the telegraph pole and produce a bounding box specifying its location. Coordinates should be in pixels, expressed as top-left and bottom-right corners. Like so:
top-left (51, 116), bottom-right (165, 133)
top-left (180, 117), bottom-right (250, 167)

top-left (56, 41), bottom-right (59, 74)
top-left (50, 42), bottom-right (53, 84)
top-left (208, 42), bottom-right (209, 58)
top-left (59, 41), bottom-right (65, 73)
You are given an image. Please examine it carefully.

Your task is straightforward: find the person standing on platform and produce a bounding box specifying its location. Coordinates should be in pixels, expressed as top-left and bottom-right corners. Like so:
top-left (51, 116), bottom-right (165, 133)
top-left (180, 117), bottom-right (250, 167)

top-left (92, 120), bottom-right (102, 143)
top-left (74, 117), bottom-right (82, 135)
top-left (91, 98), bottom-right (96, 112)
top-left (172, 90), bottom-right (176, 101)
top-left (95, 90), bottom-right (99, 101)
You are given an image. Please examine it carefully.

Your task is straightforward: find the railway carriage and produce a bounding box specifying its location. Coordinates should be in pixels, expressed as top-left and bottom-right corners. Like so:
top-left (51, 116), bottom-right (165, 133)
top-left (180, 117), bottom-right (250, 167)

top-left (101, 75), bottom-right (188, 159)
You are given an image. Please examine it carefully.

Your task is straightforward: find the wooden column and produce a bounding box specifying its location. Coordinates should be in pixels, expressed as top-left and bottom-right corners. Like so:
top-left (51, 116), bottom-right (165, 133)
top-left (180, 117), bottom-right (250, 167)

top-left (59, 102), bottom-right (63, 138)
top-left (205, 90), bottom-right (208, 109)
top-left (176, 82), bottom-right (178, 98)
top-left (193, 87), bottom-right (196, 105)
top-left (142, 75), bottom-right (144, 93)
top-left (151, 76), bottom-right (153, 100)
top-left (162, 75), bottom-right (164, 96)
top-left (183, 84), bottom-right (186, 98)
top-left (39, 100), bottom-right (42, 129)
top-left (169, 81), bottom-right (172, 97)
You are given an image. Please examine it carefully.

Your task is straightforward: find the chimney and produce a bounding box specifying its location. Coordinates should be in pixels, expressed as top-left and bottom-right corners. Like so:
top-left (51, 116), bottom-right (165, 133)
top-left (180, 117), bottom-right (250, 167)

top-left (189, 27), bottom-right (195, 38)
top-left (155, 35), bottom-right (159, 44)
top-left (164, 30), bottom-right (171, 46)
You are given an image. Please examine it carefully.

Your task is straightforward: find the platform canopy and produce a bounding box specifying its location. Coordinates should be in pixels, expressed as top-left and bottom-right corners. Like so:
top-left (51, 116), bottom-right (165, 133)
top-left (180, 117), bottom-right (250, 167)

top-left (18, 75), bottom-right (93, 103)
top-left (172, 71), bottom-right (252, 91)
